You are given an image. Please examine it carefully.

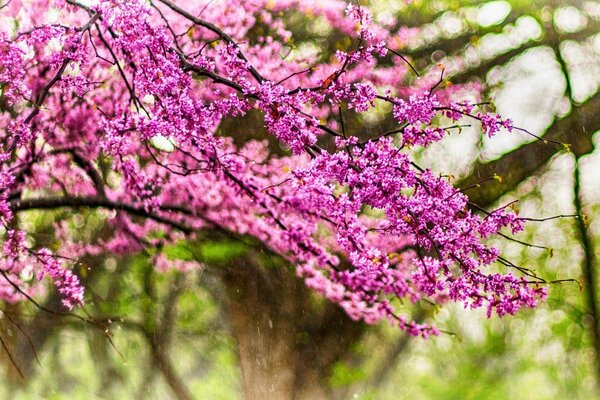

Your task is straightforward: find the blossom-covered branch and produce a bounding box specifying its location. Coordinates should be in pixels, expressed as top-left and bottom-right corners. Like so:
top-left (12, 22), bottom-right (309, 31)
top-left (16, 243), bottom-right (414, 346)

top-left (0, 0), bottom-right (557, 337)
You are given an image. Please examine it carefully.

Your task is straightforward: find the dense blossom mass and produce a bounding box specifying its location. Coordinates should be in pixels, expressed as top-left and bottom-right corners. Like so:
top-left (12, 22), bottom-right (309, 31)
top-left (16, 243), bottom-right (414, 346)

top-left (0, 0), bottom-right (548, 335)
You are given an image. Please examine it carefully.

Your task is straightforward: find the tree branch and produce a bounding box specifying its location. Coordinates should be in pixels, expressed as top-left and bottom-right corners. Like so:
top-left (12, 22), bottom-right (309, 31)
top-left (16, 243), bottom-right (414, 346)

top-left (154, 0), bottom-right (265, 83)
top-left (10, 196), bottom-right (195, 234)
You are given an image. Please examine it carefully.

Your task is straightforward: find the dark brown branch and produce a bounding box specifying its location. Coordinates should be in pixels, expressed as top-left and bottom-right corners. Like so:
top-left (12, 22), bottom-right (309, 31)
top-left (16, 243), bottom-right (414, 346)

top-left (68, 150), bottom-right (107, 198)
top-left (21, 13), bottom-right (99, 123)
top-left (155, 0), bottom-right (265, 83)
top-left (0, 332), bottom-right (24, 381)
top-left (10, 196), bottom-right (195, 234)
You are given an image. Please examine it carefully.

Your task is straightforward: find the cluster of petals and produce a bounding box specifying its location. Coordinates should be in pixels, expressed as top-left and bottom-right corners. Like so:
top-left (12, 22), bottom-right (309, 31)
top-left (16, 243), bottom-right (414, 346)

top-left (0, 0), bottom-right (545, 335)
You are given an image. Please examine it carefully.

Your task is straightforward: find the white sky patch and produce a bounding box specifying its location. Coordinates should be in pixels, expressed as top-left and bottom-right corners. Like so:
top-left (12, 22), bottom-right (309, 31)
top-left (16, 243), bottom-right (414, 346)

top-left (78, 0), bottom-right (96, 7)
top-left (554, 6), bottom-right (588, 33)
top-left (307, 16), bottom-right (332, 36)
top-left (376, 10), bottom-right (396, 27)
top-left (46, 8), bottom-right (61, 24)
top-left (477, 1), bottom-right (511, 27)
top-left (583, 1), bottom-right (600, 19)
top-left (481, 47), bottom-right (564, 160)
top-left (142, 94), bottom-right (156, 105)
top-left (437, 11), bottom-right (464, 36)
top-left (150, 135), bottom-right (175, 152)
top-left (514, 16), bottom-right (543, 41)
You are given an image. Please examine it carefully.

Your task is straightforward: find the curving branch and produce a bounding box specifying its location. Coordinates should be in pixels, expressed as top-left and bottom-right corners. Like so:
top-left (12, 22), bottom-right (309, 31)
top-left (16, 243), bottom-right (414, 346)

top-left (154, 0), bottom-right (265, 83)
top-left (10, 196), bottom-right (195, 234)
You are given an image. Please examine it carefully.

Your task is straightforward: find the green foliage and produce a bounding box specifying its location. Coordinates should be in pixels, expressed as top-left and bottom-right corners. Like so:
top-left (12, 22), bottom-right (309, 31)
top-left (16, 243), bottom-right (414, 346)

top-left (197, 240), bottom-right (248, 264)
top-left (164, 241), bottom-right (196, 261)
top-left (329, 361), bottom-right (368, 388)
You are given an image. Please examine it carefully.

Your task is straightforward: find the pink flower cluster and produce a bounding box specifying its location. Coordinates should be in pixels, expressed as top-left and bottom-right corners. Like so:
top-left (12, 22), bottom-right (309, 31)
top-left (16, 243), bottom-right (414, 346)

top-left (0, 0), bottom-right (546, 334)
top-left (36, 249), bottom-right (84, 310)
top-left (0, 230), bottom-right (83, 309)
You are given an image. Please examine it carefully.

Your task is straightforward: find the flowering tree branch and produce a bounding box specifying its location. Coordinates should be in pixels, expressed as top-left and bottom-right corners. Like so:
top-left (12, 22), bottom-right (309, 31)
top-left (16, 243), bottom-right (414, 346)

top-left (0, 0), bottom-right (568, 339)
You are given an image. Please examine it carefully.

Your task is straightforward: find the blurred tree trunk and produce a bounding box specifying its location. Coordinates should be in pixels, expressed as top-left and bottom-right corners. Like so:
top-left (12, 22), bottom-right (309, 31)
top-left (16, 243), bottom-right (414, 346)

top-left (574, 156), bottom-right (600, 384)
top-left (0, 302), bottom-right (29, 384)
top-left (0, 254), bottom-right (105, 386)
top-left (0, 287), bottom-right (68, 384)
top-left (221, 259), bottom-right (364, 400)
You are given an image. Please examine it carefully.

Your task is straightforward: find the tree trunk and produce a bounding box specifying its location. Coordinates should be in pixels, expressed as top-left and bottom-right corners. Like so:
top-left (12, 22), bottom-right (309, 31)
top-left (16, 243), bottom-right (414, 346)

top-left (574, 156), bottom-right (600, 386)
top-left (221, 260), bottom-right (364, 400)
top-left (0, 292), bottom-right (65, 384)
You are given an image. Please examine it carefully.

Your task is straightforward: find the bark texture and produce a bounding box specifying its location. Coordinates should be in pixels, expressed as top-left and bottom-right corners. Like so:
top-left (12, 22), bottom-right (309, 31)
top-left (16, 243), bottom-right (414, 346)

top-left (222, 260), bottom-right (363, 400)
